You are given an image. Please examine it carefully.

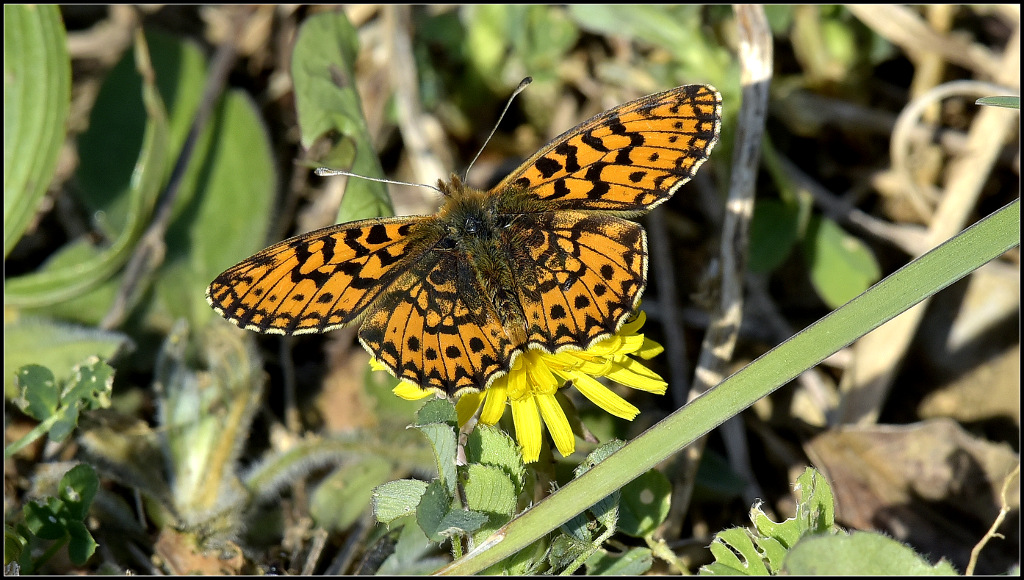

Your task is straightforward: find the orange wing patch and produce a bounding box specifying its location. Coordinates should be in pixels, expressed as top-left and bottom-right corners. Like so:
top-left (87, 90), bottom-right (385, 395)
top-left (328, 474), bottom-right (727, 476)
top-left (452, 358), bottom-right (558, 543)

top-left (512, 211), bottom-right (647, 351)
top-left (358, 251), bottom-right (516, 395)
top-left (494, 84), bottom-right (721, 212)
top-left (207, 217), bottom-right (430, 334)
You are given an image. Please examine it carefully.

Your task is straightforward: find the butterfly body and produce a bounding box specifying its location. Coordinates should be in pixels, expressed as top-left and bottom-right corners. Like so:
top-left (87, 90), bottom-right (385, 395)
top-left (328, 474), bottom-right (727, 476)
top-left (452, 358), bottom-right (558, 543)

top-left (208, 84), bottom-right (722, 396)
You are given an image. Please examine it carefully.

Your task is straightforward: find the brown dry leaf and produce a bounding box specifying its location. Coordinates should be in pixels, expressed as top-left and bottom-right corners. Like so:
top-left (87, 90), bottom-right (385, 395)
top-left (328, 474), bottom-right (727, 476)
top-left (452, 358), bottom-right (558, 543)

top-left (806, 418), bottom-right (1019, 574)
top-left (316, 330), bottom-right (378, 432)
top-left (153, 528), bottom-right (246, 575)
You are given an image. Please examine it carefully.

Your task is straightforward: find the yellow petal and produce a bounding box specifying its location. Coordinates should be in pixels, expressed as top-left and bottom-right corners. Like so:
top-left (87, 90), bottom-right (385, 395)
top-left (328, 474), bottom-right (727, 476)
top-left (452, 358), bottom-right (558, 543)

top-left (536, 393), bottom-right (575, 458)
top-left (456, 391), bottom-right (485, 426)
top-left (511, 396), bottom-right (542, 463)
top-left (479, 380), bottom-right (508, 425)
top-left (571, 373), bottom-right (639, 420)
top-left (393, 382), bottom-right (433, 400)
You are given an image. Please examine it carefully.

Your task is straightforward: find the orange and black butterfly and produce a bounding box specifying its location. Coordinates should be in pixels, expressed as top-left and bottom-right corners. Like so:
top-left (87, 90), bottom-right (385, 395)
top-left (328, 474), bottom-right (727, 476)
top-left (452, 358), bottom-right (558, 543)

top-left (207, 84), bottom-right (722, 397)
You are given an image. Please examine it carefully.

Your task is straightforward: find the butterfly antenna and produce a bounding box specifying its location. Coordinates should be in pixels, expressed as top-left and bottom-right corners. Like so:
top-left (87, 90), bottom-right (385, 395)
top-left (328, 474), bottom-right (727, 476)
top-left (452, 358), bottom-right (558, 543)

top-left (463, 76), bottom-right (533, 182)
top-left (313, 167), bottom-right (444, 195)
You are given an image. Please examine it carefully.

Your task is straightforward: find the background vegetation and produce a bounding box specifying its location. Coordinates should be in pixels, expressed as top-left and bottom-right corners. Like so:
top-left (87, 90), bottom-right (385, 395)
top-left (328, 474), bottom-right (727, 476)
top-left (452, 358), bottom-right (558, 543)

top-left (5, 5), bottom-right (1018, 575)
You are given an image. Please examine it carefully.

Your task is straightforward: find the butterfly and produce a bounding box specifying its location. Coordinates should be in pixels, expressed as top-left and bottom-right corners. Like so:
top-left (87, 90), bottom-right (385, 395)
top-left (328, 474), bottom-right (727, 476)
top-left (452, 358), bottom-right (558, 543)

top-left (207, 84), bottom-right (722, 397)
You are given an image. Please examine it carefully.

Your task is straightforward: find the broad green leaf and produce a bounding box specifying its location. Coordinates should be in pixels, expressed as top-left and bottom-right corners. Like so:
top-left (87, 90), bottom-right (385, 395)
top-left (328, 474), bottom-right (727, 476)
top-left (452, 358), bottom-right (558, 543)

top-left (464, 424), bottom-right (526, 496)
top-left (4, 32), bottom-right (170, 307)
top-left (373, 479), bottom-right (430, 524)
top-left (4, 5), bottom-right (70, 258)
top-left (312, 458), bottom-right (393, 532)
top-left (783, 532), bottom-right (959, 575)
top-left (292, 11), bottom-right (391, 223)
top-left (803, 215), bottom-right (881, 308)
top-left (585, 547), bottom-right (653, 575)
top-left (13, 365), bottom-right (59, 420)
top-left (416, 423), bottom-right (459, 498)
top-left (749, 199), bottom-right (803, 274)
top-left (159, 90), bottom-right (275, 329)
top-left (416, 479), bottom-right (454, 543)
top-left (618, 469), bottom-right (672, 537)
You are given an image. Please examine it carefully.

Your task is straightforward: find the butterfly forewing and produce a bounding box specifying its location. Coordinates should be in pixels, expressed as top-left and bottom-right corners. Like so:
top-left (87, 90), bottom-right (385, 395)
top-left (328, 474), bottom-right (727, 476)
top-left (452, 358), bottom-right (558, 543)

top-left (207, 216), bottom-right (430, 334)
top-left (493, 84), bottom-right (721, 212)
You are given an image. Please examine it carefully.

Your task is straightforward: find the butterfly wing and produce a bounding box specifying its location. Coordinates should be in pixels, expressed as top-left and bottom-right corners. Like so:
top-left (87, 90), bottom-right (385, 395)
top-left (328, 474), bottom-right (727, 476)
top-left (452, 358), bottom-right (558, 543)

top-left (505, 210), bottom-right (647, 351)
top-left (358, 247), bottom-right (516, 396)
top-left (490, 84), bottom-right (721, 212)
top-left (207, 216), bottom-right (435, 334)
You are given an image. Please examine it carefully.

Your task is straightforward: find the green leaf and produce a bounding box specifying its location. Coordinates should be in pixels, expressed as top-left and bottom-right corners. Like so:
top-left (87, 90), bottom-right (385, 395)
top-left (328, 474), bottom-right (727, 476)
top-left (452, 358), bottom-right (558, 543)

top-left (63, 358), bottom-right (115, 413)
top-left (783, 532), bottom-right (959, 575)
top-left (373, 479), bottom-right (430, 524)
top-left (3, 4), bottom-right (70, 258)
top-left (585, 547), bottom-right (653, 575)
top-left (377, 516), bottom-right (450, 576)
top-left (464, 424), bottom-right (526, 496)
top-left (618, 469), bottom-right (672, 537)
top-left (749, 199), bottom-right (803, 274)
top-left (13, 365), bottom-right (59, 421)
top-left (976, 95), bottom-right (1019, 109)
top-left (311, 458), bottom-right (394, 532)
top-left (416, 479), bottom-right (455, 543)
top-left (803, 215), bottom-right (881, 308)
top-left (291, 11), bottom-right (391, 223)
top-left (437, 509), bottom-right (488, 538)
top-left (3, 317), bottom-right (130, 397)
top-left (24, 497), bottom-right (65, 540)
top-left (159, 89), bottom-right (276, 329)
top-left (59, 464), bottom-right (99, 523)
top-left (5, 32), bottom-right (170, 308)
top-left (463, 464), bottom-right (516, 518)
top-left (65, 520), bottom-right (97, 566)
top-left (416, 423), bottom-right (459, 498)
top-left (416, 398), bottom-right (458, 426)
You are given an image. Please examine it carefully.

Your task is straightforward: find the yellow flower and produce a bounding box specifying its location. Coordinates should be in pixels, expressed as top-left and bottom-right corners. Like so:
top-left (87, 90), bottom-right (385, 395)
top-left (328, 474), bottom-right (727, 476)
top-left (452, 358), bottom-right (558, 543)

top-left (389, 311), bottom-right (667, 463)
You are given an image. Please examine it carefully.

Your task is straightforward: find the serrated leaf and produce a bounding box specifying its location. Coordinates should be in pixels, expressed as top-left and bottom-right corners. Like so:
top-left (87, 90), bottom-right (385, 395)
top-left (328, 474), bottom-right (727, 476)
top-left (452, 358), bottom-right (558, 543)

top-left (618, 469), bottom-right (671, 537)
top-left (803, 215), bottom-right (881, 308)
top-left (705, 527), bottom-right (770, 575)
top-left (3, 4), bottom-right (70, 258)
top-left (291, 11), bottom-right (391, 223)
top-left (416, 398), bottom-right (458, 426)
top-left (416, 479), bottom-right (454, 543)
top-left (415, 423), bottom-right (458, 497)
top-left (463, 464), bottom-right (516, 517)
top-left (783, 532), bottom-right (959, 575)
top-left (373, 479), bottom-right (430, 524)
top-left (464, 424), bottom-right (526, 496)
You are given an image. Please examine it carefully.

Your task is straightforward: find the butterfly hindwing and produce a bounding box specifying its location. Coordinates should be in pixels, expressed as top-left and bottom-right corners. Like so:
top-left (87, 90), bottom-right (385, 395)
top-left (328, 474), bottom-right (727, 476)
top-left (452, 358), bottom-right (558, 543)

top-left (207, 216), bottom-right (431, 334)
top-left (492, 84), bottom-right (721, 212)
top-left (358, 248), bottom-right (516, 395)
top-left (511, 211), bottom-right (647, 351)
